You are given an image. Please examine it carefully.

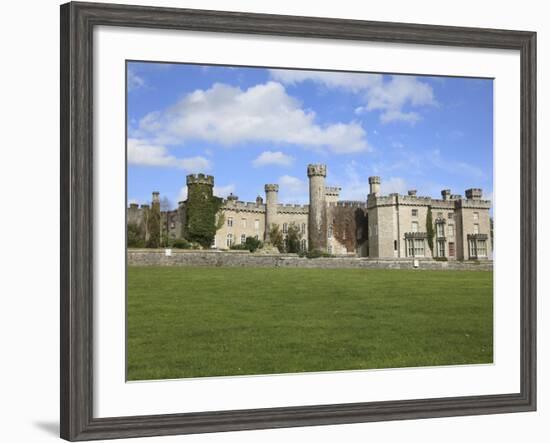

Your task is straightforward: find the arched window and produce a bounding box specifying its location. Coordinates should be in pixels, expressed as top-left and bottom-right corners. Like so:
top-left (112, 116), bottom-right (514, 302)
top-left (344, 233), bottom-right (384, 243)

top-left (226, 233), bottom-right (233, 247)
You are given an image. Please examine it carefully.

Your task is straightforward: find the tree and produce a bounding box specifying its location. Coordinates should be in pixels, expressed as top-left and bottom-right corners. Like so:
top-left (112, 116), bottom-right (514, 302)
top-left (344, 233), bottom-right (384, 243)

top-left (127, 222), bottom-right (145, 248)
top-left (286, 223), bottom-right (302, 253)
top-left (160, 197), bottom-right (173, 247)
top-left (244, 236), bottom-right (263, 252)
top-left (426, 207), bottom-right (434, 254)
top-left (268, 224), bottom-right (284, 252)
top-left (146, 200), bottom-right (161, 248)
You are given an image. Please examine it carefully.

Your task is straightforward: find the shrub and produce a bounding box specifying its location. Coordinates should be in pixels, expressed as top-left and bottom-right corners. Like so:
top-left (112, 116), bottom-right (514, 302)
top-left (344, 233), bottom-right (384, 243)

top-left (433, 256), bottom-right (448, 261)
top-left (172, 238), bottom-right (191, 249)
top-left (305, 249), bottom-right (331, 259)
top-left (127, 222), bottom-right (145, 248)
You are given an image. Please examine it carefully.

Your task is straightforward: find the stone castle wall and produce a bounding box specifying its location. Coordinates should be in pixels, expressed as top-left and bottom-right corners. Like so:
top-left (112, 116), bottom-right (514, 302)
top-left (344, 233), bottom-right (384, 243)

top-left (128, 249), bottom-right (493, 271)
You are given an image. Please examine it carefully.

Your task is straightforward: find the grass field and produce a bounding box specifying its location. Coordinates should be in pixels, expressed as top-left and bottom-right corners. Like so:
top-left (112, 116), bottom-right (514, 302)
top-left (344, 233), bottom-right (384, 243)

top-left (127, 267), bottom-right (493, 381)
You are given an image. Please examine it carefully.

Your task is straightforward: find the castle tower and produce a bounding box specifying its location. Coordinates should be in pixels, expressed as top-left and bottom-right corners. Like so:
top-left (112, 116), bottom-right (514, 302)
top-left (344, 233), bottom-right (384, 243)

top-left (185, 173), bottom-right (215, 240)
top-left (264, 184), bottom-right (279, 242)
top-left (307, 164), bottom-right (327, 251)
top-left (368, 176), bottom-right (381, 196)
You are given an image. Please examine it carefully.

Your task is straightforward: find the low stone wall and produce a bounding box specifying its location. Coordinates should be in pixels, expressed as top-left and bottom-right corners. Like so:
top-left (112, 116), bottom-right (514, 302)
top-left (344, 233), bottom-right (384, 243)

top-left (128, 249), bottom-right (493, 271)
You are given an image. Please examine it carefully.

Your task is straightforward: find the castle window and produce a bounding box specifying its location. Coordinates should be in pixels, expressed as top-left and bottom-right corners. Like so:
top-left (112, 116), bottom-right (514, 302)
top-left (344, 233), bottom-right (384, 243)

top-left (436, 223), bottom-right (444, 237)
top-left (254, 235), bottom-right (259, 240)
top-left (449, 242), bottom-right (455, 257)
top-left (327, 245), bottom-right (333, 254)
top-left (414, 239), bottom-right (425, 257)
top-left (477, 240), bottom-right (487, 257)
top-left (283, 223), bottom-right (288, 233)
top-left (474, 224), bottom-right (480, 234)
top-left (254, 219), bottom-right (259, 230)
top-left (412, 209), bottom-right (418, 217)
top-left (301, 223), bottom-right (306, 234)
top-left (242, 218), bottom-right (247, 228)
top-left (394, 240), bottom-right (398, 251)
top-left (448, 212), bottom-right (454, 220)
top-left (468, 239), bottom-right (477, 258)
top-left (226, 234), bottom-right (233, 247)
top-left (437, 239), bottom-right (445, 257)
top-left (212, 237), bottom-right (217, 248)
top-left (227, 217), bottom-right (233, 228)
top-left (473, 212), bottom-right (479, 222)
top-left (300, 239), bottom-right (307, 251)
top-left (447, 224), bottom-right (455, 236)
top-left (328, 225), bottom-right (333, 238)
top-left (406, 238), bottom-right (425, 257)
top-left (241, 234), bottom-right (246, 244)
top-left (411, 221), bottom-right (419, 233)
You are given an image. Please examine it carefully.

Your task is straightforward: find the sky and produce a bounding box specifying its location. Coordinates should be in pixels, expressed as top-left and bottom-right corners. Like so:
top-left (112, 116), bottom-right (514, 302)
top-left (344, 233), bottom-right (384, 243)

top-left (127, 61), bottom-right (493, 209)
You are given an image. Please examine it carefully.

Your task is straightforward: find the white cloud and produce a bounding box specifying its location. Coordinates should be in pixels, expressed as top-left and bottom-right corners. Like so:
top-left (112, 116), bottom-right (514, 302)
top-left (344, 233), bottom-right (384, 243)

top-left (178, 187), bottom-right (188, 203)
top-left (252, 151), bottom-right (294, 167)
top-left (127, 69), bottom-right (145, 91)
top-left (128, 138), bottom-right (211, 171)
top-left (137, 81), bottom-right (368, 154)
top-left (338, 161), bottom-right (408, 201)
top-left (214, 184), bottom-right (236, 198)
top-left (381, 177), bottom-right (408, 194)
top-left (270, 69), bottom-right (382, 93)
top-left (271, 70), bottom-right (436, 125)
top-left (278, 175), bottom-right (308, 203)
top-left (430, 149), bottom-right (486, 180)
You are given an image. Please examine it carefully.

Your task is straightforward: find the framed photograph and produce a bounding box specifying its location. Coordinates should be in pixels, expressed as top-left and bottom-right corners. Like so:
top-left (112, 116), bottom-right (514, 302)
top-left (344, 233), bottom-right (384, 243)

top-left (60, 1), bottom-right (536, 441)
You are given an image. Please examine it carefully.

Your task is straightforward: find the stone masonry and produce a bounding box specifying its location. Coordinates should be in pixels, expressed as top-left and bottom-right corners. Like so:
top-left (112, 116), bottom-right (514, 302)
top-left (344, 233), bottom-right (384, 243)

top-left (128, 164), bottom-right (493, 261)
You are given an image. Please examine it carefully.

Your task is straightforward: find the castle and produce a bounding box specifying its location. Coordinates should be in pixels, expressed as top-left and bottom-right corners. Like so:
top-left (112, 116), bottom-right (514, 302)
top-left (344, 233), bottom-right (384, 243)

top-left (127, 164), bottom-right (492, 260)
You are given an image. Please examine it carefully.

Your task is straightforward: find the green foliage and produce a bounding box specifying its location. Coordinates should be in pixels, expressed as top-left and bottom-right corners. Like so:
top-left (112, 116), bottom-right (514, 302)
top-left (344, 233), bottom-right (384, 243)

top-left (244, 236), bottom-right (263, 252)
top-left (305, 249), bottom-right (332, 259)
top-left (127, 222), bottom-right (145, 248)
top-left (127, 267), bottom-right (493, 380)
top-left (172, 238), bottom-right (192, 249)
top-left (433, 256), bottom-right (448, 262)
top-left (268, 224), bottom-right (284, 252)
top-left (146, 203), bottom-right (161, 248)
top-left (185, 183), bottom-right (222, 249)
top-left (426, 207), bottom-right (434, 254)
top-left (285, 223), bottom-right (302, 253)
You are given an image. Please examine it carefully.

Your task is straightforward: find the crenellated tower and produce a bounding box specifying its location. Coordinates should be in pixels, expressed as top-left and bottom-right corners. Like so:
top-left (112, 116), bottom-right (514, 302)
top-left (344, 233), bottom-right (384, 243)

top-left (264, 184), bottom-right (279, 242)
top-left (307, 164), bottom-right (327, 251)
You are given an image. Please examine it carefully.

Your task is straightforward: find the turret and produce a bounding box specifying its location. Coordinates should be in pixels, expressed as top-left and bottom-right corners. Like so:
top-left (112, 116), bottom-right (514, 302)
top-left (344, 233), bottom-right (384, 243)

top-left (368, 176), bottom-right (381, 196)
top-left (441, 189), bottom-right (451, 200)
top-left (264, 184), bottom-right (279, 242)
top-left (465, 188), bottom-right (483, 200)
top-left (307, 164), bottom-right (327, 251)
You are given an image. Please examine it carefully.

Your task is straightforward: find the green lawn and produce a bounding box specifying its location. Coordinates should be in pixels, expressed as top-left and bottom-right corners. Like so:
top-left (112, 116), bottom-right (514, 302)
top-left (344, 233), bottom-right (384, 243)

top-left (127, 267), bottom-right (493, 381)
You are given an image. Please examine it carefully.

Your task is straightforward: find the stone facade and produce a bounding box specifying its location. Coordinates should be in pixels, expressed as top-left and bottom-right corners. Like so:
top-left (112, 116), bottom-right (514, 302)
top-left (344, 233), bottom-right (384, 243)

top-left (128, 164), bottom-right (493, 261)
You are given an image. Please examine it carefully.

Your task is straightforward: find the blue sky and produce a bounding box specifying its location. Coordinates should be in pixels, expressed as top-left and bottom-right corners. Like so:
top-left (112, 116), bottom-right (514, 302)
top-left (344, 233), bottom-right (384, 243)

top-left (127, 61), bottom-right (493, 209)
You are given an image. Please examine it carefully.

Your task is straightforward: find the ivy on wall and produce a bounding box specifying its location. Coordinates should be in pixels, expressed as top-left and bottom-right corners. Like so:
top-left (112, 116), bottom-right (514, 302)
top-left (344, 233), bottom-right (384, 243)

top-left (185, 183), bottom-right (222, 248)
top-left (426, 206), bottom-right (434, 253)
top-left (332, 207), bottom-right (368, 252)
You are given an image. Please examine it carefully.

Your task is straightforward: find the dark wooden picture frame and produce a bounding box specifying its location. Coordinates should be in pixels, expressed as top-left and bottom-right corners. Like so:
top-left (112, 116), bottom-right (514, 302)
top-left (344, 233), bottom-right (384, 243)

top-left (60, 2), bottom-right (536, 440)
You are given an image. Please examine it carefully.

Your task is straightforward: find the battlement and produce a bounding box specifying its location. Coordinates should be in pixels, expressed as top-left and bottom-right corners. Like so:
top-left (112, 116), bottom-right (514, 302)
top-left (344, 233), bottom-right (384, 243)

top-left (368, 176), bottom-right (381, 184)
top-left (465, 188), bottom-right (483, 200)
top-left (307, 164), bottom-right (327, 177)
top-left (221, 200), bottom-right (266, 213)
top-left (264, 184), bottom-right (279, 193)
top-left (186, 173), bottom-right (214, 186)
top-left (276, 203), bottom-right (309, 214)
top-left (331, 200), bottom-right (368, 208)
top-left (325, 186), bottom-right (341, 196)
